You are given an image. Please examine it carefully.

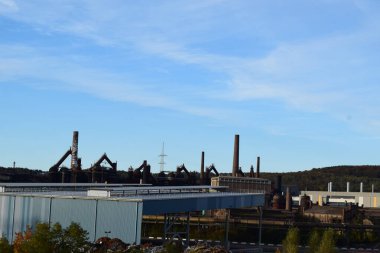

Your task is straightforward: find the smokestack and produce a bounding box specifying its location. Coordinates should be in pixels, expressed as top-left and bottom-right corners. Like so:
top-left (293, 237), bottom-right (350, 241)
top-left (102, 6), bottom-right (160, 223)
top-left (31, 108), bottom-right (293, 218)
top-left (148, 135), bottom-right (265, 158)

top-left (327, 182), bottom-right (332, 192)
top-left (232, 134), bottom-right (239, 177)
top-left (347, 182), bottom-right (350, 192)
top-left (276, 175), bottom-right (282, 194)
top-left (142, 160), bottom-right (148, 184)
top-left (200, 151), bottom-right (205, 184)
top-left (249, 165), bottom-right (254, 178)
top-left (360, 182), bottom-right (363, 193)
top-left (70, 131), bottom-right (79, 171)
top-left (256, 156), bottom-right (260, 178)
top-left (372, 184), bottom-right (375, 193)
top-left (285, 187), bottom-right (292, 211)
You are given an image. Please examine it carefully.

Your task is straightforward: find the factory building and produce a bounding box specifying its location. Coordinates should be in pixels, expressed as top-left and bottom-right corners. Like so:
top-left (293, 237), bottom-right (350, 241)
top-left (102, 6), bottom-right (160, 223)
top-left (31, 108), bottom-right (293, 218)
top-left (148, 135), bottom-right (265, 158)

top-left (0, 183), bottom-right (265, 245)
top-left (300, 182), bottom-right (379, 208)
top-left (211, 176), bottom-right (271, 193)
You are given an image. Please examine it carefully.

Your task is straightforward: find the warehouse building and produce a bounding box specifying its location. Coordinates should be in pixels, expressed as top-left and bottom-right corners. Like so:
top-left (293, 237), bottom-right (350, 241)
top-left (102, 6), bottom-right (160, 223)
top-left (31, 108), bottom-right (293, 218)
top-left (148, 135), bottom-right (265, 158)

top-left (0, 183), bottom-right (265, 244)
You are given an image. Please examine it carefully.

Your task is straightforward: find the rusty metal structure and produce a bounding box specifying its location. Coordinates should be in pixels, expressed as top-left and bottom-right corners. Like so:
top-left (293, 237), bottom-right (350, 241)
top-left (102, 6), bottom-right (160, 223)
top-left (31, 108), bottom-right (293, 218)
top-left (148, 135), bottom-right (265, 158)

top-left (49, 131), bottom-right (82, 173)
top-left (91, 153), bottom-right (117, 171)
top-left (176, 164), bottom-right (190, 179)
top-left (129, 160), bottom-right (152, 184)
top-left (49, 148), bottom-right (72, 172)
top-left (232, 134), bottom-right (239, 177)
top-left (89, 153), bottom-right (117, 183)
top-left (70, 131), bottom-right (79, 171)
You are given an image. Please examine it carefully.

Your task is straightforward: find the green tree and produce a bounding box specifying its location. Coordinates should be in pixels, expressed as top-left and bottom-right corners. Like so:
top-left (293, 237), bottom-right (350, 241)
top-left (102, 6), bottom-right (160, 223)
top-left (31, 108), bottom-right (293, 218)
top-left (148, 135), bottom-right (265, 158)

top-left (0, 237), bottom-right (12, 253)
top-left (307, 229), bottom-right (321, 253)
top-left (28, 223), bottom-right (54, 253)
top-left (51, 223), bottom-right (65, 252)
top-left (62, 222), bottom-right (89, 253)
top-left (282, 227), bottom-right (299, 253)
top-left (316, 229), bottom-right (336, 253)
top-left (12, 222), bottom-right (89, 253)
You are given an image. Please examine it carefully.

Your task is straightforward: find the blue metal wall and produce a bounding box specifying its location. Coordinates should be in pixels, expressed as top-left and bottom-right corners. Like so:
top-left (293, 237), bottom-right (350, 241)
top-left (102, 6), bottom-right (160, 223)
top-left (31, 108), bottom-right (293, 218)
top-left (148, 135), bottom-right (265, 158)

top-left (142, 193), bottom-right (265, 215)
top-left (96, 200), bottom-right (142, 243)
top-left (0, 195), bottom-right (143, 244)
top-left (0, 195), bottom-right (15, 240)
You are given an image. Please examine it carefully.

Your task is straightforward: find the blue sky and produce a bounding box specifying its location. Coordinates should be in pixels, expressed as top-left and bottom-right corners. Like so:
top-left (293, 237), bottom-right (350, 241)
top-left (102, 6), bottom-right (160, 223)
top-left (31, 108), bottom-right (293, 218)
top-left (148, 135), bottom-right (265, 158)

top-left (1, 0), bottom-right (380, 173)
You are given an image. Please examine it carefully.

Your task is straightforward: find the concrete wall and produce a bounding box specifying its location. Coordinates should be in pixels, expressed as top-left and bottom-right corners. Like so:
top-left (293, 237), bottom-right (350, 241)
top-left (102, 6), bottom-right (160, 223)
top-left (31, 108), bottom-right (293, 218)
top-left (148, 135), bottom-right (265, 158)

top-left (0, 194), bottom-right (143, 244)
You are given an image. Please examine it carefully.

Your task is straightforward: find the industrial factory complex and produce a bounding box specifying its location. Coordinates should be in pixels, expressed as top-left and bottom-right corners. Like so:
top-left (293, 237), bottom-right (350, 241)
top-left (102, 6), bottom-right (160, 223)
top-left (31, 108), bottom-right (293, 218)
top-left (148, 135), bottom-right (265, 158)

top-left (2, 131), bottom-right (380, 250)
top-left (0, 132), bottom-right (271, 247)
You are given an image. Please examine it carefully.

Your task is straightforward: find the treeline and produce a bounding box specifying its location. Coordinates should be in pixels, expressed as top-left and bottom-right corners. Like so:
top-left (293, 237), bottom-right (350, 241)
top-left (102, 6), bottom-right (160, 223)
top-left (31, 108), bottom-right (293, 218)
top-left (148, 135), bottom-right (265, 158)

top-left (0, 222), bottom-right (88, 253)
top-left (261, 165), bottom-right (380, 192)
top-left (281, 227), bottom-right (336, 253)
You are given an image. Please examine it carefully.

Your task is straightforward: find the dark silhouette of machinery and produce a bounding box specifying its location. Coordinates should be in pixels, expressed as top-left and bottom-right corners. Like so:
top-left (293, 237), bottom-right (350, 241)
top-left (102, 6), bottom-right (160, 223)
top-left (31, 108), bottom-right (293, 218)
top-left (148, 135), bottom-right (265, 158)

top-left (175, 164), bottom-right (197, 185)
top-left (204, 164), bottom-right (219, 184)
top-left (49, 131), bottom-right (83, 183)
top-left (49, 147), bottom-right (83, 183)
top-left (128, 160), bottom-right (154, 184)
top-left (90, 153), bottom-right (117, 183)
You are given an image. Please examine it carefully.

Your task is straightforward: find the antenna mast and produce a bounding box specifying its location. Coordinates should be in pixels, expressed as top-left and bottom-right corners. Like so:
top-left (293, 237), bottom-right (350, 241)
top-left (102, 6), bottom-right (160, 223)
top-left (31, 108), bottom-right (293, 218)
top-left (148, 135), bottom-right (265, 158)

top-left (158, 142), bottom-right (167, 172)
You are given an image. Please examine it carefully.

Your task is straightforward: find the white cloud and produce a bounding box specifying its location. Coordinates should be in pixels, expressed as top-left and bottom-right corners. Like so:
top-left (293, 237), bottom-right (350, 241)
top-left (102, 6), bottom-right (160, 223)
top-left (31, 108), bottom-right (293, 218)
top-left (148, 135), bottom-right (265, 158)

top-left (0, 0), bottom-right (18, 12)
top-left (2, 0), bottom-right (380, 135)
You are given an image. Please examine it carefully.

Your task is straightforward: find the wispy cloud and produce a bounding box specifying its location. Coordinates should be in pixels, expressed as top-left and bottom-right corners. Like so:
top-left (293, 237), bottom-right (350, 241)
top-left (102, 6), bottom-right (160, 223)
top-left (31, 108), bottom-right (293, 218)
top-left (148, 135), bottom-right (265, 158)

top-left (0, 0), bottom-right (18, 12)
top-left (2, 0), bottom-right (380, 135)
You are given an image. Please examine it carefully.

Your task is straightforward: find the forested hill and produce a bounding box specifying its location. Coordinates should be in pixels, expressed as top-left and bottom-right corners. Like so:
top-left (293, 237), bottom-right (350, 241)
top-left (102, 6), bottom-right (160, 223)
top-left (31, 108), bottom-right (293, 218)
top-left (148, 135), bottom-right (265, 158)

top-left (0, 166), bottom-right (49, 182)
top-left (261, 165), bottom-right (380, 192)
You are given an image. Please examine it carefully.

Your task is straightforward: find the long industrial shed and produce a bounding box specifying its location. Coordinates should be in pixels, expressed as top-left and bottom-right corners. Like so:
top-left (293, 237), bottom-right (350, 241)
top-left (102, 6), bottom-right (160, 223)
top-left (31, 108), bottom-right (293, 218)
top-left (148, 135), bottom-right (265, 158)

top-left (0, 184), bottom-right (264, 244)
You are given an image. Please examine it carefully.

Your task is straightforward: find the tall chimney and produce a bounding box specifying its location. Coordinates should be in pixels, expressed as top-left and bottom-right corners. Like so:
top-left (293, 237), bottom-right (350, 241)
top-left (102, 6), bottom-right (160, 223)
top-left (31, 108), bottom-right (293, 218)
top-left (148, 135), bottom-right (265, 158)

top-left (347, 182), bottom-right (350, 192)
top-left (360, 182), bottom-right (363, 193)
top-left (70, 131), bottom-right (79, 171)
top-left (276, 175), bottom-right (282, 194)
top-left (200, 151), bottom-right (205, 184)
top-left (232, 134), bottom-right (239, 177)
top-left (256, 156), bottom-right (260, 178)
top-left (285, 187), bottom-right (292, 211)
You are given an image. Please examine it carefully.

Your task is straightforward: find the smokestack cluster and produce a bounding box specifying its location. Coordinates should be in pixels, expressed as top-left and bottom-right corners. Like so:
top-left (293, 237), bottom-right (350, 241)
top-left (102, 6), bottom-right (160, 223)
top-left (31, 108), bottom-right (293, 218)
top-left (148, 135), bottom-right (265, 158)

top-left (70, 131), bottom-right (79, 171)
top-left (232, 134), bottom-right (239, 177)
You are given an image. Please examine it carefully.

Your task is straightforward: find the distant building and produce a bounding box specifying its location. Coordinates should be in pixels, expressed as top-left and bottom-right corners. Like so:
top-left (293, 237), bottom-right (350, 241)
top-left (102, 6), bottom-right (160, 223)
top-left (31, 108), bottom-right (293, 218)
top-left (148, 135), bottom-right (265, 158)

top-left (302, 205), bottom-right (359, 223)
top-left (299, 190), bottom-right (380, 208)
top-left (211, 176), bottom-right (271, 194)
